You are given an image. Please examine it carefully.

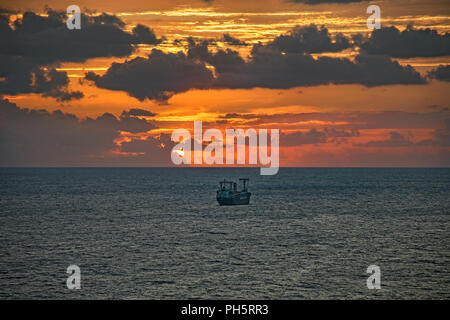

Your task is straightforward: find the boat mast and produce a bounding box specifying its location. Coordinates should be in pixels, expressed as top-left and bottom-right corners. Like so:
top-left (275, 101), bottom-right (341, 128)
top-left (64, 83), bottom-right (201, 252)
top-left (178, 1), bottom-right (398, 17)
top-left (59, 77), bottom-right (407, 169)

top-left (239, 178), bottom-right (249, 191)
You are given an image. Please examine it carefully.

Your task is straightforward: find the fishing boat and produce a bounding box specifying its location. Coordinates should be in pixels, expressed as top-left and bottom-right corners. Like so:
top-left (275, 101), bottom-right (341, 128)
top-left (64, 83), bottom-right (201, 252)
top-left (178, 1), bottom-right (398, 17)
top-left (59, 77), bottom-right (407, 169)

top-left (217, 178), bottom-right (251, 205)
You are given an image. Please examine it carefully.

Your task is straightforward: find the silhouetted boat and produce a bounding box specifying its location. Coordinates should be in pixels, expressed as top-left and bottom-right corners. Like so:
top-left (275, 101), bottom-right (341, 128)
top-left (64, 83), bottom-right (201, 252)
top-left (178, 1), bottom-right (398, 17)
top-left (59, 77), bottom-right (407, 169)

top-left (217, 178), bottom-right (251, 205)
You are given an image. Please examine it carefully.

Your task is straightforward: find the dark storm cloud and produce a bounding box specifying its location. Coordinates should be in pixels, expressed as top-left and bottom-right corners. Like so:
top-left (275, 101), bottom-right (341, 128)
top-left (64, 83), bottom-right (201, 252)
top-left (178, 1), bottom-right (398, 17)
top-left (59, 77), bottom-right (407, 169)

top-left (85, 49), bottom-right (214, 102)
top-left (186, 37), bottom-right (213, 61)
top-left (0, 55), bottom-right (84, 101)
top-left (0, 98), bottom-right (158, 165)
top-left (186, 36), bottom-right (424, 87)
top-left (1, 9), bottom-right (162, 64)
top-left (360, 26), bottom-right (450, 58)
top-left (131, 24), bottom-right (164, 47)
top-left (428, 65), bottom-right (450, 82)
top-left (213, 50), bottom-right (425, 89)
top-left (88, 32), bottom-right (425, 102)
top-left (266, 25), bottom-right (352, 54)
top-left (187, 38), bottom-right (245, 73)
top-left (0, 8), bottom-right (162, 100)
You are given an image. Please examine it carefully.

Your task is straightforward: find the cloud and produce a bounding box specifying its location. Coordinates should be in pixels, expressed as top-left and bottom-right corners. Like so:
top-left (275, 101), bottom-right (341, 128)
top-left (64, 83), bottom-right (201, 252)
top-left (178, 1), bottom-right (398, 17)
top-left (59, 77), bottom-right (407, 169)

top-left (218, 110), bottom-right (449, 130)
top-left (294, 144), bottom-right (450, 167)
top-left (357, 131), bottom-right (415, 147)
top-left (1, 97), bottom-right (449, 166)
top-left (416, 119), bottom-right (450, 147)
top-left (281, 129), bottom-right (327, 146)
top-left (0, 55), bottom-right (83, 101)
top-left (0, 8), bottom-right (17, 14)
top-left (86, 49), bottom-right (214, 102)
top-left (0, 8), bottom-right (162, 101)
top-left (416, 130), bottom-right (450, 147)
top-left (87, 31), bottom-right (425, 102)
top-left (360, 25), bottom-right (450, 58)
top-left (0, 98), bottom-right (158, 165)
top-left (324, 127), bottom-right (360, 138)
top-left (121, 108), bottom-right (157, 117)
top-left (187, 38), bottom-right (246, 74)
top-left (187, 39), bottom-right (245, 74)
top-left (118, 133), bottom-right (175, 165)
top-left (289, 0), bottom-right (368, 4)
top-left (131, 24), bottom-right (165, 46)
top-left (265, 24), bottom-right (352, 54)
top-left (280, 127), bottom-right (360, 146)
top-left (358, 126), bottom-right (450, 148)
top-left (428, 65), bottom-right (450, 82)
top-left (222, 33), bottom-right (248, 46)
top-left (1, 9), bottom-right (162, 64)
top-left (213, 50), bottom-right (425, 89)
top-left (187, 35), bottom-right (424, 88)
top-left (219, 113), bottom-right (259, 120)
top-left (324, 127), bottom-right (360, 145)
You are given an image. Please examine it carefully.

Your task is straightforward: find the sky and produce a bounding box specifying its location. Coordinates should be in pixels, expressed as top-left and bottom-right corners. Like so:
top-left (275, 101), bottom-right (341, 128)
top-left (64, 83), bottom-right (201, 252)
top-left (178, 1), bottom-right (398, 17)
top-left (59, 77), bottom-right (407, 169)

top-left (0, 0), bottom-right (449, 166)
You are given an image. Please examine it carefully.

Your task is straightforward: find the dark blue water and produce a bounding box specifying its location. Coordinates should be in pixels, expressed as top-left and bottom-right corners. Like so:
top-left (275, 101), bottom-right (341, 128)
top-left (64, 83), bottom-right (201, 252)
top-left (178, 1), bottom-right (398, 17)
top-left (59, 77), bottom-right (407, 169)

top-left (0, 168), bottom-right (449, 299)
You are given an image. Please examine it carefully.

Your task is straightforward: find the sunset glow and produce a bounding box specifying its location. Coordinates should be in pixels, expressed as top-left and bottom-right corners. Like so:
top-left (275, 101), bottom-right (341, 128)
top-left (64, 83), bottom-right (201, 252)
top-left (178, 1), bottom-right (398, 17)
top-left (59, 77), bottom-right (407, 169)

top-left (0, 0), bottom-right (449, 166)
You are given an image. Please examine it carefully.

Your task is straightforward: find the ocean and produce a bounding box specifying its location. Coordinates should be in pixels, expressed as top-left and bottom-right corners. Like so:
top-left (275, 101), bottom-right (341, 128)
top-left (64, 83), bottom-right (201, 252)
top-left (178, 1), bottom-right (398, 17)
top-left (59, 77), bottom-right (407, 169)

top-left (0, 168), bottom-right (449, 299)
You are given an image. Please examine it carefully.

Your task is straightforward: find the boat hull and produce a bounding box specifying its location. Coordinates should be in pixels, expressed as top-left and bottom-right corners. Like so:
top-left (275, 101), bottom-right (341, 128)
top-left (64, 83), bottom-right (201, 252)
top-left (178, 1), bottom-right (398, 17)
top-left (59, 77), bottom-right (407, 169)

top-left (217, 192), bottom-right (251, 205)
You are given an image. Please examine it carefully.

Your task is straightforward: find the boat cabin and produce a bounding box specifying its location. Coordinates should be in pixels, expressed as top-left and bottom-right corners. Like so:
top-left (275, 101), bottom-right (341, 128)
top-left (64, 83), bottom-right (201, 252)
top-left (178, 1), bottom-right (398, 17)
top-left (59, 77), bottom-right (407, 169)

top-left (217, 178), bottom-right (251, 205)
